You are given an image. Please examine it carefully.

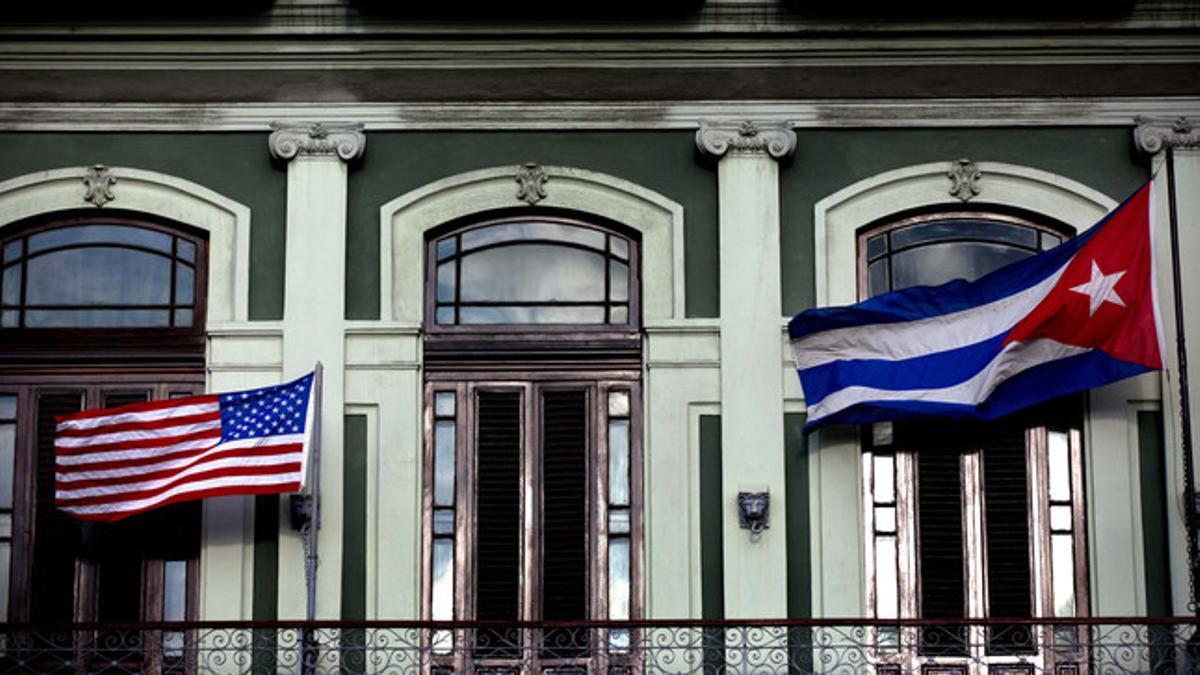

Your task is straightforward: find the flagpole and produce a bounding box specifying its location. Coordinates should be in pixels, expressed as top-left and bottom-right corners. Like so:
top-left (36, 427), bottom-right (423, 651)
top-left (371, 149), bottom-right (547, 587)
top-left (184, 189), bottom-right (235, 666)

top-left (1164, 147), bottom-right (1199, 616)
top-left (300, 362), bottom-right (323, 673)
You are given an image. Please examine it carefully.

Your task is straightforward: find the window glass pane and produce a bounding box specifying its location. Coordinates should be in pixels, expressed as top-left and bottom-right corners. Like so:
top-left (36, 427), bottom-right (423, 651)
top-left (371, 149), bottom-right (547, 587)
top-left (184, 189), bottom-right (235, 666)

top-left (610, 236), bottom-right (629, 261)
top-left (608, 391), bottom-right (630, 417)
top-left (892, 242), bottom-right (1033, 290)
top-left (608, 538), bottom-right (630, 620)
top-left (29, 225), bottom-right (173, 254)
top-left (876, 535), bottom-right (899, 619)
top-left (609, 419), bottom-right (630, 506)
top-left (872, 421), bottom-right (894, 448)
top-left (173, 309), bottom-right (193, 327)
top-left (868, 259), bottom-right (889, 296)
top-left (873, 454), bottom-right (895, 503)
top-left (175, 264), bottom-right (194, 305)
top-left (436, 262), bottom-right (456, 302)
top-left (2, 240), bottom-right (21, 265)
top-left (609, 508), bottom-right (631, 535)
top-left (25, 309), bottom-right (170, 328)
top-left (610, 261), bottom-right (629, 302)
top-left (26, 248), bottom-right (171, 305)
top-left (434, 391), bottom-right (456, 417)
top-left (1050, 504), bottom-right (1072, 531)
top-left (866, 234), bottom-right (888, 260)
top-left (2, 266), bottom-right (19, 305)
top-left (460, 244), bottom-right (605, 303)
top-left (1051, 533), bottom-right (1076, 616)
top-left (433, 420), bottom-right (456, 507)
top-left (0, 397), bottom-right (12, 421)
top-left (163, 560), bottom-right (187, 621)
top-left (177, 239), bottom-right (196, 263)
top-left (435, 307), bottom-right (455, 324)
top-left (29, 223), bottom-right (172, 252)
top-left (433, 509), bottom-right (455, 535)
top-left (1041, 232), bottom-right (1062, 250)
top-left (436, 238), bottom-right (457, 261)
top-left (431, 538), bottom-right (454, 620)
top-left (460, 305), bottom-right (606, 325)
top-left (0, 312), bottom-right (15, 328)
top-left (461, 221), bottom-right (605, 252)
top-left (0, 424), bottom-right (13, 510)
top-left (874, 506), bottom-right (896, 534)
top-left (891, 220), bottom-right (1038, 250)
top-left (1047, 431), bottom-right (1071, 502)
top-left (609, 306), bottom-right (629, 324)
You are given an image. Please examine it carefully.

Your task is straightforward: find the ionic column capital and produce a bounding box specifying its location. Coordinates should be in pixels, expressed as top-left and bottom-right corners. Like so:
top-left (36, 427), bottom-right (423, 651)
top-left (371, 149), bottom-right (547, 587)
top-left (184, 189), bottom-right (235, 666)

top-left (268, 122), bottom-right (366, 162)
top-left (695, 121), bottom-right (796, 160)
top-left (1134, 116), bottom-right (1200, 154)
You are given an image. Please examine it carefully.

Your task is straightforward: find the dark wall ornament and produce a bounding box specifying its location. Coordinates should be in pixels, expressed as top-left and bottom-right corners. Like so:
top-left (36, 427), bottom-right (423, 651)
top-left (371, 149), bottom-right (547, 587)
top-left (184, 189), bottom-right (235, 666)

top-left (515, 162), bottom-right (549, 205)
top-left (82, 164), bottom-right (117, 207)
top-left (737, 491), bottom-right (770, 536)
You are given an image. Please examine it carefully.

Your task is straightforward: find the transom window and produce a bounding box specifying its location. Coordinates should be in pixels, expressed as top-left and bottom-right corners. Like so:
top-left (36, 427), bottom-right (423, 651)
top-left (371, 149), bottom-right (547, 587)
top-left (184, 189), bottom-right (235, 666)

top-left (1, 216), bottom-right (205, 330)
top-left (860, 211), bottom-right (1064, 299)
top-left (427, 215), bottom-right (637, 328)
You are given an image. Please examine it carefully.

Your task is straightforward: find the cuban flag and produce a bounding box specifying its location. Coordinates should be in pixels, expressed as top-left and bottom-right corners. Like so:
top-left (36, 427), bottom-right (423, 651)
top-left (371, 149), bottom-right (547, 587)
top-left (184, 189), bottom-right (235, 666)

top-left (790, 183), bottom-right (1163, 432)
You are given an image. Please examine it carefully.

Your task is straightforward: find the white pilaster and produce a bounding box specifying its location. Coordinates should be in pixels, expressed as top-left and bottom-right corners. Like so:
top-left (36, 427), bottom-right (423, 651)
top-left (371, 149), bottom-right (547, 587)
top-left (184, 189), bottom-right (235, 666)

top-left (1135, 116), bottom-right (1200, 615)
top-left (697, 121), bottom-right (796, 618)
top-left (269, 122), bottom-right (365, 620)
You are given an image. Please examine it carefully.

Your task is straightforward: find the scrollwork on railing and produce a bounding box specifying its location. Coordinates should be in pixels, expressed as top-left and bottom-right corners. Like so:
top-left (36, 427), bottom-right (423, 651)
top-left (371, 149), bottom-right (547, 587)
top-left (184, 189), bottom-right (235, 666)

top-left (0, 618), bottom-right (1194, 674)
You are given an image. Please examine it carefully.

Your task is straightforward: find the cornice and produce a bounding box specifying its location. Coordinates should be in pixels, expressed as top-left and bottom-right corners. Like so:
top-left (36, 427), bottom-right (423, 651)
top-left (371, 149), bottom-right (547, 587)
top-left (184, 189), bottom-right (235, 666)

top-left (267, 121), bottom-right (365, 162)
top-left (1133, 115), bottom-right (1200, 153)
top-left (696, 121), bottom-right (796, 159)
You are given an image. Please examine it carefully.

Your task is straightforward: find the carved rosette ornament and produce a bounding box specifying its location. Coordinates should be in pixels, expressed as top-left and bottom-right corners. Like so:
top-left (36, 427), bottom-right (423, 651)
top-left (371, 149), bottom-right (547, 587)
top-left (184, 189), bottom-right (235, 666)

top-left (1133, 116), bottom-right (1200, 154)
top-left (948, 158), bottom-right (982, 202)
top-left (695, 121), bottom-right (796, 160)
top-left (515, 163), bottom-right (549, 205)
top-left (82, 164), bottom-right (117, 207)
top-left (268, 122), bottom-right (366, 162)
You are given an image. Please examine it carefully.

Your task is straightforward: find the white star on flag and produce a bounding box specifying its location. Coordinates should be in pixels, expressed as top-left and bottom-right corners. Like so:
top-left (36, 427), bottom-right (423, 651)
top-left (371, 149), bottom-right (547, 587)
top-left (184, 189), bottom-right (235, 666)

top-left (1070, 260), bottom-right (1126, 317)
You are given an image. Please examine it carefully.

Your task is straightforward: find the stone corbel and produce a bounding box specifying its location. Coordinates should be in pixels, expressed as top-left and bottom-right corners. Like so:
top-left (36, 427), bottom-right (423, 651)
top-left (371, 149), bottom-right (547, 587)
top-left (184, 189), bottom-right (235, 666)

top-left (1133, 116), bottom-right (1199, 155)
top-left (268, 122), bottom-right (366, 163)
top-left (695, 121), bottom-right (796, 160)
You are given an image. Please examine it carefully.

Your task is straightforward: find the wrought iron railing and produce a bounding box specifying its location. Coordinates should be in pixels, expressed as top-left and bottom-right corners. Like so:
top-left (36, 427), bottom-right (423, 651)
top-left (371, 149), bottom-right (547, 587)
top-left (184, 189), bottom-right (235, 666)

top-left (0, 618), bottom-right (1195, 674)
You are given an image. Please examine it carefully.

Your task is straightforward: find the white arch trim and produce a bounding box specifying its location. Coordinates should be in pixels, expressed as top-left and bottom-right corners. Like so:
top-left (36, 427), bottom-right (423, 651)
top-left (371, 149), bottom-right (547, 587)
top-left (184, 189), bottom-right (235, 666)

top-left (380, 164), bottom-right (685, 323)
top-left (814, 161), bottom-right (1118, 308)
top-left (0, 166), bottom-right (251, 323)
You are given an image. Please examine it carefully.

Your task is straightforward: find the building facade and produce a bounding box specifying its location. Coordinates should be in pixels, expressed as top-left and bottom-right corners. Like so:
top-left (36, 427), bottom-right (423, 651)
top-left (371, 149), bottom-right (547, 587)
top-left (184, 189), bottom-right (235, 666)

top-left (0, 1), bottom-right (1198, 672)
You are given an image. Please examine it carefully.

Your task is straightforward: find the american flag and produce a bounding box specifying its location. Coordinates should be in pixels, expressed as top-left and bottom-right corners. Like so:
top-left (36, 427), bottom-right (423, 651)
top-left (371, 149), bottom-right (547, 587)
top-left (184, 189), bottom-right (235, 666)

top-left (55, 371), bottom-right (317, 522)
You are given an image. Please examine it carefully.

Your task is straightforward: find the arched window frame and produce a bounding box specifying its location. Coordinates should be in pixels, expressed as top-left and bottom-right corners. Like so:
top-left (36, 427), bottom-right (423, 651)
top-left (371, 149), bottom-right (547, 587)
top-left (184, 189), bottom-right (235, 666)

top-left (0, 210), bottom-right (209, 360)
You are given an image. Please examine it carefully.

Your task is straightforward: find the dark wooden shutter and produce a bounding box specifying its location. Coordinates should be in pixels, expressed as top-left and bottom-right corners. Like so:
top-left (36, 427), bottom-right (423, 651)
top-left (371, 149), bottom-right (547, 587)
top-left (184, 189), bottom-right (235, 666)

top-left (95, 391), bottom-right (151, 625)
top-left (916, 449), bottom-right (967, 655)
top-left (475, 391), bottom-right (522, 622)
top-left (982, 426), bottom-right (1034, 652)
top-left (31, 391), bottom-right (83, 624)
top-left (540, 390), bottom-right (587, 621)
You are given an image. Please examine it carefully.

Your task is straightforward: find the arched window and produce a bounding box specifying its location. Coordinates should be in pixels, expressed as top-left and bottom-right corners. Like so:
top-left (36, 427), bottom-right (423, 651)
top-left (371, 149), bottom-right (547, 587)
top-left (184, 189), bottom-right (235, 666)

top-left (422, 211), bottom-right (642, 673)
top-left (858, 209), bottom-right (1088, 668)
top-left (0, 212), bottom-right (205, 650)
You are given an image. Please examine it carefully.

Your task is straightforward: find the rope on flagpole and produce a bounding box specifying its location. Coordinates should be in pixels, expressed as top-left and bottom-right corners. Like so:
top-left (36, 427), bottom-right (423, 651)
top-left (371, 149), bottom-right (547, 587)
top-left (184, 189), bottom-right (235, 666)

top-left (1164, 147), bottom-right (1199, 616)
top-left (297, 362), bottom-right (323, 673)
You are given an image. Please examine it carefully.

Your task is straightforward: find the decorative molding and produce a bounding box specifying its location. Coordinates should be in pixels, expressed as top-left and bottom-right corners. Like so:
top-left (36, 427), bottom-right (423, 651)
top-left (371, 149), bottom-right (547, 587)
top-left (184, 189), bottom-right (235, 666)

top-left (1134, 116), bottom-right (1200, 154)
top-left (947, 158), bottom-right (982, 202)
top-left (81, 164), bottom-right (116, 207)
top-left (267, 122), bottom-right (366, 162)
top-left (695, 121), bottom-right (796, 160)
top-left (514, 163), bottom-right (548, 205)
top-left (4, 99), bottom-right (1200, 132)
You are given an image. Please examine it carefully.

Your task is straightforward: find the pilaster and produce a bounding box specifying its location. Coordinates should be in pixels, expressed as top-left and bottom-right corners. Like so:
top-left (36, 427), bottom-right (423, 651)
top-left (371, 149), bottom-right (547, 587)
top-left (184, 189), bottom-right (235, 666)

top-left (697, 121), bottom-right (796, 618)
top-left (268, 122), bottom-right (365, 620)
top-left (1134, 115), bottom-right (1200, 616)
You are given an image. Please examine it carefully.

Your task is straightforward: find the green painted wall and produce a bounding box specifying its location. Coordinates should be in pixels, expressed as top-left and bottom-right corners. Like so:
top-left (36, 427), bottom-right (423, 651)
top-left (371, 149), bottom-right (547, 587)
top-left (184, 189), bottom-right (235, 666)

top-left (0, 133), bottom-right (287, 320)
top-left (343, 414), bottom-right (368, 620)
top-left (346, 131), bottom-right (719, 319)
top-left (699, 415), bottom-right (724, 619)
top-left (1137, 409), bottom-right (1172, 616)
top-left (781, 127), bottom-right (1150, 314)
top-left (784, 413), bottom-right (810, 619)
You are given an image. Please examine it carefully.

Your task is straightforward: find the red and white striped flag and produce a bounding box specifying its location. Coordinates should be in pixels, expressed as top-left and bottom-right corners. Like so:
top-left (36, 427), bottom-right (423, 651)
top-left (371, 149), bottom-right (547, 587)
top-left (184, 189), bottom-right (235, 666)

top-left (55, 371), bottom-right (317, 522)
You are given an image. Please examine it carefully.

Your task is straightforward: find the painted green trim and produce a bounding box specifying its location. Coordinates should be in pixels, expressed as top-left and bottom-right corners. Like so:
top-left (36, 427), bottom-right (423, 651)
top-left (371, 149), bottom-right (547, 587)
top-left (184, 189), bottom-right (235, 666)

top-left (0, 132), bottom-right (287, 320)
top-left (784, 413), bottom-right (811, 619)
top-left (1137, 409), bottom-right (1172, 616)
top-left (252, 495), bottom-right (279, 621)
top-left (346, 131), bottom-right (718, 319)
top-left (342, 414), bottom-right (368, 621)
top-left (699, 414), bottom-right (724, 619)
top-left (781, 127), bottom-right (1150, 315)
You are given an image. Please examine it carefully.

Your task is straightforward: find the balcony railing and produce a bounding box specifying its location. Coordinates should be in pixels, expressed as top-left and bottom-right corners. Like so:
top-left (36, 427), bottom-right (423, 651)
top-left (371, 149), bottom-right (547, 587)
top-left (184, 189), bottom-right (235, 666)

top-left (0, 618), bottom-right (1195, 674)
